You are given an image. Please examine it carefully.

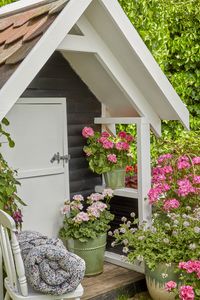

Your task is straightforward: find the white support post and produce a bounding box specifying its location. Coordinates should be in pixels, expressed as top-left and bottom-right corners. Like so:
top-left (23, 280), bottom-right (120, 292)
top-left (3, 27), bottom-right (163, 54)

top-left (0, 246), bottom-right (3, 300)
top-left (137, 119), bottom-right (152, 224)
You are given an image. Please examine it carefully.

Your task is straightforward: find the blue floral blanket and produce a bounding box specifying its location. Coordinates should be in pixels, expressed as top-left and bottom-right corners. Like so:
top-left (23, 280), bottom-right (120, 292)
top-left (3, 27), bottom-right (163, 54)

top-left (17, 231), bottom-right (85, 295)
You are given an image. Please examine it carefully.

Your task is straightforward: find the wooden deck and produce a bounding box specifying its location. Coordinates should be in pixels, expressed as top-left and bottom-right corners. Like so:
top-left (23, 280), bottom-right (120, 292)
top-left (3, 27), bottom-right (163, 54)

top-left (82, 263), bottom-right (146, 300)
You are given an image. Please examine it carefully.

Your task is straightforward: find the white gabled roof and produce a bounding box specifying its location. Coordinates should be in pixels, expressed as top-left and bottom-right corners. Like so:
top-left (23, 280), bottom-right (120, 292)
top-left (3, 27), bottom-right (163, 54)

top-left (0, 0), bottom-right (189, 136)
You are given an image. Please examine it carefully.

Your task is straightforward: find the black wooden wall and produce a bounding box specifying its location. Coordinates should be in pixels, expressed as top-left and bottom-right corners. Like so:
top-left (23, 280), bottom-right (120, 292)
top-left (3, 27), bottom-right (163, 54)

top-left (22, 51), bottom-right (102, 198)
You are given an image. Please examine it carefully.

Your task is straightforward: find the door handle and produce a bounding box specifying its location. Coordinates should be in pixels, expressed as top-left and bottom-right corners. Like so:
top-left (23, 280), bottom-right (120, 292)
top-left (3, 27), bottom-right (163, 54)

top-left (50, 152), bottom-right (70, 164)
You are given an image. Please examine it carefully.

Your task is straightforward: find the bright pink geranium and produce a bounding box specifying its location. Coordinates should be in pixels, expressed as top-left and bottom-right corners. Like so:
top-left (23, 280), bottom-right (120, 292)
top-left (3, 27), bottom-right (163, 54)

top-left (193, 175), bottom-right (200, 184)
top-left (115, 142), bottom-right (130, 151)
top-left (163, 199), bottom-right (180, 212)
top-left (177, 179), bottom-right (196, 197)
top-left (165, 281), bottom-right (177, 291)
top-left (177, 156), bottom-right (190, 170)
top-left (118, 131), bottom-right (127, 139)
top-left (179, 286), bottom-right (195, 300)
top-left (125, 134), bottom-right (134, 142)
top-left (101, 131), bottom-right (110, 138)
top-left (192, 156), bottom-right (200, 165)
top-left (107, 154), bottom-right (117, 163)
top-left (82, 127), bottom-right (94, 138)
top-left (102, 139), bottom-right (114, 149)
top-left (157, 153), bottom-right (172, 164)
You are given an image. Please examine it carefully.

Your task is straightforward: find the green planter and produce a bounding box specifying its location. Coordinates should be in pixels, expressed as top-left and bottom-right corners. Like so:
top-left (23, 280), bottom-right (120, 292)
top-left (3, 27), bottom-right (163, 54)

top-left (104, 168), bottom-right (126, 189)
top-left (145, 263), bottom-right (180, 300)
top-left (67, 233), bottom-right (107, 276)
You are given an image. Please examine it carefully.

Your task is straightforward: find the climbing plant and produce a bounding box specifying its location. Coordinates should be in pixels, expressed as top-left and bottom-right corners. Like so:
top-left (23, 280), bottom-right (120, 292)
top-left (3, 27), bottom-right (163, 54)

top-left (118, 0), bottom-right (200, 140)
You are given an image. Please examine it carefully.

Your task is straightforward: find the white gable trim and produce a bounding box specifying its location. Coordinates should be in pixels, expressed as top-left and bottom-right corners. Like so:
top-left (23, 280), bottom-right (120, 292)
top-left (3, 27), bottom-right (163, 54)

top-left (0, 0), bottom-right (47, 17)
top-left (0, 0), bottom-right (93, 121)
top-left (100, 0), bottom-right (189, 130)
top-left (58, 35), bottom-right (97, 53)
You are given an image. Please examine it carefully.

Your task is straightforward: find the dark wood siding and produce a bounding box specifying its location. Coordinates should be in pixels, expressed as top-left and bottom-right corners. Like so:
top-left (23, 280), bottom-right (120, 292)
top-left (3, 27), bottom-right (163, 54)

top-left (22, 51), bottom-right (102, 198)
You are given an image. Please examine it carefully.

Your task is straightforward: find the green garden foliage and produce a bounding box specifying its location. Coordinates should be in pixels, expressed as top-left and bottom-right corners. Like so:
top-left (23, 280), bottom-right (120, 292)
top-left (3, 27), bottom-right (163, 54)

top-left (118, 0), bottom-right (200, 142)
top-left (0, 0), bottom-right (16, 7)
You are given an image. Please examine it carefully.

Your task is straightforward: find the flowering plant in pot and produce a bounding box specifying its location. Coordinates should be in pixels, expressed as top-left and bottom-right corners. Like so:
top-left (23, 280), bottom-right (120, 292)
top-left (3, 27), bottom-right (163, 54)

top-left (59, 189), bottom-right (114, 276)
top-left (111, 152), bottom-right (200, 300)
top-left (165, 260), bottom-right (200, 299)
top-left (82, 127), bottom-right (134, 189)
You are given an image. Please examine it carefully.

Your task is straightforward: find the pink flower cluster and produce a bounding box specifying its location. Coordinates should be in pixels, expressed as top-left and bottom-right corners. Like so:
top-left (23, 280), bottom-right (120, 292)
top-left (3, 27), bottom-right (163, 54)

top-left (99, 137), bottom-right (114, 149)
top-left (157, 153), bottom-right (172, 164)
top-left (192, 157), bottom-right (200, 165)
top-left (87, 201), bottom-right (107, 218)
top-left (177, 156), bottom-right (191, 170)
top-left (115, 141), bottom-right (130, 151)
top-left (165, 280), bottom-right (177, 291)
top-left (82, 127), bottom-right (94, 138)
top-left (177, 179), bottom-right (196, 197)
top-left (73, 212), bottom-right (89, 223)
top-left (179, 260), bottom-right (200, 278)
top-left (179, 286), bottom-right (195, 300)
top-left (148, 183), bottom-right (170, 204)
top-left (107, 154), bottom-right (117, 163)
top-left (163, 199), bottom-right (180, 212)
top-left (87, 193), bottom-right (104, 202)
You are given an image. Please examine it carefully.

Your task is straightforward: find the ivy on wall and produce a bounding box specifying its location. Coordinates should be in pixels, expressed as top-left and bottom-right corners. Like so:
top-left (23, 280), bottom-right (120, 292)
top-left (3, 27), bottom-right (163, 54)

top-left (118, 0), bottom-right (200, 137)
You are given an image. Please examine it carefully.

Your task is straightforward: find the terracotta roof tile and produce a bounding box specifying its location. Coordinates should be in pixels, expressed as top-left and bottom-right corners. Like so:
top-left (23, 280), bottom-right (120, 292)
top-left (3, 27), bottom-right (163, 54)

top-left (0, 0), bottom-right (69, 88)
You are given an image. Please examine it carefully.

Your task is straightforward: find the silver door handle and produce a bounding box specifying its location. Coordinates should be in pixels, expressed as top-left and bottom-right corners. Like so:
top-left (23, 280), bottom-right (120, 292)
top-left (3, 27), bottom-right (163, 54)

top-left (50, 152), bottom-right (71, 164)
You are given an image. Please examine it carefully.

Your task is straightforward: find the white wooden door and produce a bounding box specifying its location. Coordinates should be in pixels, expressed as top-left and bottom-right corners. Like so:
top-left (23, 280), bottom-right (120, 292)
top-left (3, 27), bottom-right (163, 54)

top-left (1, 98), bottom-right (69, 237)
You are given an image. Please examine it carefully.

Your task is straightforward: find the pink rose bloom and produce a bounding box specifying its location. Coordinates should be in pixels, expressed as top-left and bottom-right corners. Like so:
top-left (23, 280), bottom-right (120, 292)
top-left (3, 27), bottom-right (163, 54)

top-left (107, 154), bottom-right (117, 163)
top-left (177, 156), bottom-right (190, 170)
top-left (101, 131), bottom-right (110, 138)
top-left (165, 281), bottom-right (177, 291)
top-left (73, 212), bottom-right (89, 223)
top-left (192, 156), bottom-right (200, 165)
top-left (157, 153), bottom-right (172, 164)
top-left (60, 205), bottom-right (70, 215)
top-left (118, 131), bottom-right (127, 139)
top-left (82, 127), bottom-right (94, 138)
top-left (179, 286), bottom-right (194, 300)
top-left (73, 194), bottom-right (84, 201)
top-left (102, 139), bottom-right (114, 149)
top-left (163, 199), bottom-right (180, 212)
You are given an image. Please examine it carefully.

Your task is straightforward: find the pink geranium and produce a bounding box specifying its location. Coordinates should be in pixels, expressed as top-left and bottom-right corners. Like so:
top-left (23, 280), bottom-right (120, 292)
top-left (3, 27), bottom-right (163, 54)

top-left (115, 142), bottom-right (130, 151)
top-left (165, 281), bottom-right (177, 291)
top-left (102, 139), bottom-right (114, 149)
top-left (177, 156), bottom-right (191, 170)
top-left (179, 286), bottom-right (195, 300)
top-left (192, 157), bottom-right (200, 165)
top-left (82, 127), bottom-right (94, 138)
top-left (101, 131), bottom-right (110, 138)
top-left (163, 199), bottom-right (180, 212)
top-left (107, 154), bottom-right (117, 163)
top-left (118, 131), bottom-right (127, 139)
top-left (157, 153), bottom-right (172, 164)
top-left (73, 212), bottom-right (90, 223)
top-left (177, 179), bottom-right (195, 197)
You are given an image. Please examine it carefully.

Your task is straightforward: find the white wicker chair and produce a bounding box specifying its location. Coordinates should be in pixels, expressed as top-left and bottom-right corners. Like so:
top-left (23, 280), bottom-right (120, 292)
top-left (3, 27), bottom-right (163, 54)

top-left (0, 209), bottom-right (83, 300)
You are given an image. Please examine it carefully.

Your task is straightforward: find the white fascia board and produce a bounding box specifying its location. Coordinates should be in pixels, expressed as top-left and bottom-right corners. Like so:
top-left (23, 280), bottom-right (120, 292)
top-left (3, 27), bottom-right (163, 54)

top-left (58, 35), bottom-right (97, 53)
top-left (0, 0), bottom-right (93, 121)
top-left (77, 16), bottom-right (161, 136)
top-left (100, 0), bottom-right (189, 130)
top-left (0, 0), bottom-right (47, 17)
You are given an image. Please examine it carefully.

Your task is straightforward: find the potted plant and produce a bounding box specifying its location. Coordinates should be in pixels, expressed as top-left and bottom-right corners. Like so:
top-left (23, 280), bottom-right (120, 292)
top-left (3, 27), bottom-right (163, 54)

top-left (111, 152), bottom-right (200, 300)
top-left (82, 127), bottom-right (134, 189)
top-left (59, 189), bottom-right (114, 276)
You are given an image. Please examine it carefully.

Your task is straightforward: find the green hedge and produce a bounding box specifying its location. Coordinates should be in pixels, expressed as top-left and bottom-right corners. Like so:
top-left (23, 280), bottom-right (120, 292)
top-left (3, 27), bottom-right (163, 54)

top-left (119, 0), bottom-right (200, 137)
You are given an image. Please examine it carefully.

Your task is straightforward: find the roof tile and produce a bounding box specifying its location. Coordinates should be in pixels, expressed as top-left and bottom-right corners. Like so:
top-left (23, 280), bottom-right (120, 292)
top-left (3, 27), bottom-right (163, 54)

top-left (49, 0), bottom-right (68, 14)
top-left (5, 22), bottom-right (29, 45)
top-left (0, 40), bottom-right (22, 64)
top-left (0, 17), bottom-right (14, 31)
top-left (0, 25), bottom-right (14, 45)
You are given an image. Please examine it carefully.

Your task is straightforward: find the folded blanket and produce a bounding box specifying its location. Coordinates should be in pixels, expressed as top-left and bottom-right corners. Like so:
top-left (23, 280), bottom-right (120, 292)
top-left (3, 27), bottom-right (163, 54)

top-left (17, 231), bottom-right (85, 295)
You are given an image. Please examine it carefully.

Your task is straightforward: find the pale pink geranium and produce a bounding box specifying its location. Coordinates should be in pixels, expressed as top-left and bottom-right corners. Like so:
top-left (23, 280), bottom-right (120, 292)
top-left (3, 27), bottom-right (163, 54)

top-left (102, 188), bottom-right (114, 198)
top-left (179, 286), bottom-right (195, 300)
top-left (107, 154), bottom-right (117, 163)
top-left (73, 194), bottom-right (84, 201)
top-left (71, 202), bottom-right (83, 210)
top-left (165, 281), bottom-right (177, 291)
top-left (73, 212), bottom-right (89, 223)
top-left (192, 156), bottom-right (200, 165)
top-left (87, 193), bottom-right (104, 202)
top-left (60, 204), bottom-right (70, 215)
top-left (177, 156), bottom-right (190, 170)
top-left (87, 205), bottom-right (100, 218)
top-left (82, 127), bottom-right (94, 138)
top-left (92, 201), bottom-right (107, 212)
top-left (163, 199), bottom-right (180, 212)
top-left (157, 153), bottom-right (172, 164)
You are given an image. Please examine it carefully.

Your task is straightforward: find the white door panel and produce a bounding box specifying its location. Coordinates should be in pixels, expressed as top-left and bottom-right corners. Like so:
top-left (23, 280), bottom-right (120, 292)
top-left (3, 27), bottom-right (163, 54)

top-left (1, 98), bottom-right (69, 237)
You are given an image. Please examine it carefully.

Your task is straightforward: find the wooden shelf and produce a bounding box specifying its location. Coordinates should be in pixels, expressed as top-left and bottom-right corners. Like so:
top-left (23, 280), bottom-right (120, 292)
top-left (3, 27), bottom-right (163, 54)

top-left (95, 185), bottom-right (138, 199)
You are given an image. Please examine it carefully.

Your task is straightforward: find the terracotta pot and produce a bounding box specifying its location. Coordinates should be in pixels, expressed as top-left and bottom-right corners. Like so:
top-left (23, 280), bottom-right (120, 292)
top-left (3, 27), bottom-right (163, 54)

top-left (145, 263), bottom-right (179, 300)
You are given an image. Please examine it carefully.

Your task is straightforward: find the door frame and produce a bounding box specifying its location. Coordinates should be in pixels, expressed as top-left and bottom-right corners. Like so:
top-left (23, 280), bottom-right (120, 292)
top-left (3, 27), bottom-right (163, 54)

top-left (16, 97), bottom-right (70, 199)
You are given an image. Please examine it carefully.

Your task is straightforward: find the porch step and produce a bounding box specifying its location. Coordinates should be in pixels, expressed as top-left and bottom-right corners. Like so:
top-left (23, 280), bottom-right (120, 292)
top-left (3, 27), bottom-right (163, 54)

top-left (82, 262), bottom-right (146, 300)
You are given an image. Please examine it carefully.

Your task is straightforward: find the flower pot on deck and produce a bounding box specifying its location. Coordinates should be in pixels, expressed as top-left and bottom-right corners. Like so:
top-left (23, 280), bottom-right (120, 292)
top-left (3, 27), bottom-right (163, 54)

top-left (67, 233), bottom-right (107, 276)
top-left (104, 169), bottom-right (126, 189)
top-left (145, 263), bottom-right (179, 300)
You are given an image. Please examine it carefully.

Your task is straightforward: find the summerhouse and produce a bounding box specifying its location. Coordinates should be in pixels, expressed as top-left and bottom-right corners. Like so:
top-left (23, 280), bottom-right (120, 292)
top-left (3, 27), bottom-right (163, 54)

top-left (0, 0), bottom-right (189, 285)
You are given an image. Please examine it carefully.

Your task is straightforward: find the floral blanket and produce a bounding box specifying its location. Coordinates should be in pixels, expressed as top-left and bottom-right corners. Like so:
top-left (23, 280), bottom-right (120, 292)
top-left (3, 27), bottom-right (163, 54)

top-left (17, 231), bottom-right (85, 295)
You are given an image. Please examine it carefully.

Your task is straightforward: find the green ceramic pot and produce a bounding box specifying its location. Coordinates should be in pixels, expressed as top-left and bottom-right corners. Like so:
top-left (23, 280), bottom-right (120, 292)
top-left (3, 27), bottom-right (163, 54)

top-left (67, 233), bottom-right (107, 276)
top-left (145, 263), bottom-right (180, 300)
top-left (104, 168), bottom-right (126, 189)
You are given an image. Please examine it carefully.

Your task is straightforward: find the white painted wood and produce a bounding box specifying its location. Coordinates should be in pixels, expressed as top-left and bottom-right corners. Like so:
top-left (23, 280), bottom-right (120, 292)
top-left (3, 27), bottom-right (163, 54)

top-left (94, 117), bottom-right (147, 125)
top-left (0, 246), bottom-right (3, 300)
top-left (58, 35), bottom-right (97, 53)
top-left (95, 185), bottom-right (138, 199)
top-left (0, 210), bottom-right (84, 299)
top-left (104, 251), bottom-right (144, 274)
top-left (67, 16), bottom-right (162, 136)
top-left (0, 0), bottom-right (46, 17)
top-left (137, 120), bottom-right (152, 223)
top-left (0, 0), bottom-right (93, 122)
top-left (1, 98), bottom-right (70, 237)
